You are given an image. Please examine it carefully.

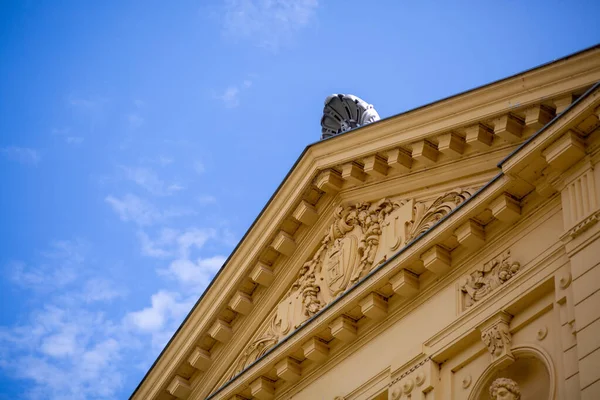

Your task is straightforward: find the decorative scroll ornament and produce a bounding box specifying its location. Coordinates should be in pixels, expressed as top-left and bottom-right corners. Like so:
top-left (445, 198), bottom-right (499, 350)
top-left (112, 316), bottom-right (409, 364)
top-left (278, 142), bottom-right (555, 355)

top-left (230, 334), bottom-right (278, 378)
top-left (459, 250), bottom-right (520, 309)
top-left (480, 312), bottom-right (513, 362)
top-left (232, 189), bottom-right (475, 376)
top-left (321, 94), bottom-right (380, 139)
top-left (482, 323), bottom-right (511, 358)
top-left (406, 191), bottom-right (473, 242)
top-left (232, 199), bottom-right (400, 377)
top-left (489, 378), bottom-right (521, 400)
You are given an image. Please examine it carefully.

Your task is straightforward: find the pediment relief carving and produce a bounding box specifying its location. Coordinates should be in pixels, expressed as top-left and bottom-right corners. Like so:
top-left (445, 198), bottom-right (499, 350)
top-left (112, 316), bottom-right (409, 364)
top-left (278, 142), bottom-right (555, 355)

top-left (231, 188), bottom-right (476, 377)
top-left (459, 250), bottom-right (521, 310)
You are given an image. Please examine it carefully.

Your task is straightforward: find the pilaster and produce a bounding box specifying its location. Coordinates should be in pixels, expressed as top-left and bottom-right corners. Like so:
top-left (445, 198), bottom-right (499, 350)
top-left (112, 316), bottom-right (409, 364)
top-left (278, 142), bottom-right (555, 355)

top-left (559, 159), bottom-right (600, 399)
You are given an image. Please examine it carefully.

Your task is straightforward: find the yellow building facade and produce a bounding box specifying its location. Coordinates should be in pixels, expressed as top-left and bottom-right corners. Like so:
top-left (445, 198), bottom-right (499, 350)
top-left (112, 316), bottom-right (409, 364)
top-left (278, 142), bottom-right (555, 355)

top-left (132, 46), bottom-right (600, 400)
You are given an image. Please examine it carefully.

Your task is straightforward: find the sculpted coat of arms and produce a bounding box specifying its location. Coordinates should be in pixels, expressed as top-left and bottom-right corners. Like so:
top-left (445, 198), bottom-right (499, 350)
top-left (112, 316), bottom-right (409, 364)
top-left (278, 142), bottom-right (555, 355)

top-left (231, 189), bottom-right (474, 377)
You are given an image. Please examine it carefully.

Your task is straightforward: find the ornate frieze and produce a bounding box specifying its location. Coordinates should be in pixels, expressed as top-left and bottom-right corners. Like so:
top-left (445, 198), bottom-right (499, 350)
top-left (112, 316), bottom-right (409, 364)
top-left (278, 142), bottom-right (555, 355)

top-left (459, 250), bottom-right (520, 309)
top-left (232, 190), bottom-right (474, 377)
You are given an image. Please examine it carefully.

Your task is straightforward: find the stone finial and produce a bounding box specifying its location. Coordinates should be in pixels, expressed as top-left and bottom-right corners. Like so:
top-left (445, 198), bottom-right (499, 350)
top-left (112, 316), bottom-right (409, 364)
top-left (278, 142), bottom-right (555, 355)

top-left (321, 94), bottom-right (380, 139)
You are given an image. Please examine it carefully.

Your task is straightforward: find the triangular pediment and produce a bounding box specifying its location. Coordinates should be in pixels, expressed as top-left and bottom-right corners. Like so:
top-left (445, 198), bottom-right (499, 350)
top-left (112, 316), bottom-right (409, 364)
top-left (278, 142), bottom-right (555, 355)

top-left (130, 46), bottom-right (600, 400)
top-left (223, 185), bottom-right (480, 384)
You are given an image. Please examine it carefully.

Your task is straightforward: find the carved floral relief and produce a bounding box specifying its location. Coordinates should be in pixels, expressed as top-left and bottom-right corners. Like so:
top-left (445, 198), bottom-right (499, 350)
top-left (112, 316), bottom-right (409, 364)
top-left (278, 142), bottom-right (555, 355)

top-left (481, 323), bottom-right (512, 358)
top-left (459, 250), bottom-right (520, 309)
top-left (232, 189), bottom-right (475, 377)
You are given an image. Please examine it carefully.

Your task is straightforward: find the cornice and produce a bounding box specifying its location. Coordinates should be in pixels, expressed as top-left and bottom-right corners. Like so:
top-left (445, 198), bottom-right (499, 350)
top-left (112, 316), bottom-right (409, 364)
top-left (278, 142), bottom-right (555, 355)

top-left (131, 46), bottom-right (600, 400)
top-left (201, 82), bottom-right (600, 400)
top-left (205, 174), bottom-right (511, 399)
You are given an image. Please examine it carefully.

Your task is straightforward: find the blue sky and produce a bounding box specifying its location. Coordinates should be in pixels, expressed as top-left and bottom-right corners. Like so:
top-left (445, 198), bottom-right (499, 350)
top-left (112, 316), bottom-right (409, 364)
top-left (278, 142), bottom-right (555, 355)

top-left (0, 1), bottom-right (598, 399)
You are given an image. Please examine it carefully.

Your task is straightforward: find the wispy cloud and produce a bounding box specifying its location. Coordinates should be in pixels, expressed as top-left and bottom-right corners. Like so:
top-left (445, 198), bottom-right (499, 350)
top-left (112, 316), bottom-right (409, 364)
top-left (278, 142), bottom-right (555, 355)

top-left (105, 194), bottom-right (194, 226)
top-left (193, 160), bottom-right (206, 175)
top-left (137, 228), bottom-right (179, 258)
top-left (218, 86), bottom-right (241, 108)
top-left (68, 96), bottom-right (107, 112)
top-left (0, 239), bottom-right (129, 399)
top-left (0, 146), bottom-right (41, 165)
top-left (9, 240), bottom-right (88, 292)
top-left (222, 0), bottom-right (319, 50)
top-left (65, 136), bottom-right (84, 145)
top-left (68, 95), bottom-right (108, 121)
top-left (124, 290), bottom-right (195, 351)
top-left (197, 194), bottom-right (217, 205)
top-left (127, 113), bottom-right (144, 130)
top-left (137, 227), bottom-right (217, 259)
top-left (216, 77), bottom-right (254, 108)
top-left (120, 166), bottom-right (184, 196)
top-left (52, 128), bottom-right (84, 145)
top-left (105, 194), bottom-right (162, 226)
top-left (80, 278), bottom-right (127, 303)
top-left (157, 156), bottom-right (173, 166)
top-left (10, 260), bottom-right (78, 291)
top-left (159, 255), bottom-right (226, 292)
top-left (0, 305), bottom-right (125, 399)
top-left (123, 225), bottom-right (227, 353)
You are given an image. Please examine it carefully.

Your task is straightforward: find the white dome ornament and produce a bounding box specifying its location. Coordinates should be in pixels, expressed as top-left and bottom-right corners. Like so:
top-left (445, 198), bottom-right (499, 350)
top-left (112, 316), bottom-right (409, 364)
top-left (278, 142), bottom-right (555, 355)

top-left (320, 94), bottom-right (381, 139)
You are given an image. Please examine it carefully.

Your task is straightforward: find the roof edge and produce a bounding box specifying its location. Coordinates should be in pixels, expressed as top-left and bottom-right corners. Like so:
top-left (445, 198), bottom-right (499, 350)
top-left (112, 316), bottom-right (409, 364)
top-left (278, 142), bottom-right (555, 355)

top-left (130, 42), bottom-right (600, 399)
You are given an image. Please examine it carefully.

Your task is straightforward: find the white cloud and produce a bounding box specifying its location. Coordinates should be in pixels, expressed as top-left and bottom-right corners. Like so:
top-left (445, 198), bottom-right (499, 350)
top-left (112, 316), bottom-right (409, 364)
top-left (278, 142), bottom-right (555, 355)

top-left (105, 194), bottom-right (162, 226)
top-left (121, 166), bottom-right (183, 196)
top-left (10, 261), bottom-right (78, 290)
top-left (193, 160), bottom-right (206, 174)
top-left (105, 194), bottom-right (196, 228)
top-left (67, 95), bottom-right (109, 129)
top-left (138, 227), bottom-right (224, 293)
top-left (42, 239), bottom-right (87, 264)
top-left (137, 228), bottom-right (178, 258)
top-left (124, 291), bottom-right (196, 351)
top-left (0, 146), bottom-right (41, 165)
top-left (0, 238), bottom-right (142, 399)
top-left (40, 330), bottom-right (77, 358)
top-left (167, 183), bottom-right (185, 192)
top-left (161, 256), bottom-right (226, 291)
top-left (216, 78), bottom-right (253, 109)
top-left (9, 240), bottom-right (88, 292)
top-left (80, 278), bottom-right (126, 303)
top-left (127, 291), bottom-right (179, 332)
top-left (197, 194), bottom-right (217, 205)
top-left (157, 155), bottom-right (173, 166)
top-left (52, 128), bottom-right (84, 145)
top-left (218, 86), bottom-right (240, 108)
top-left (65, 136), bottom-right (84, 145)
top-left (68, 96), bottom-right (105, 111)
top-left (127, 113), bottom-right (144, 129)
top-left (177, 228), bottom-right (216, 258)
top-left (0, 304), bottom-right (125, 399)
top-left (222, 0), bottom-right (319, 49)
top-left (137, 227), bottom-right (217, 259)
